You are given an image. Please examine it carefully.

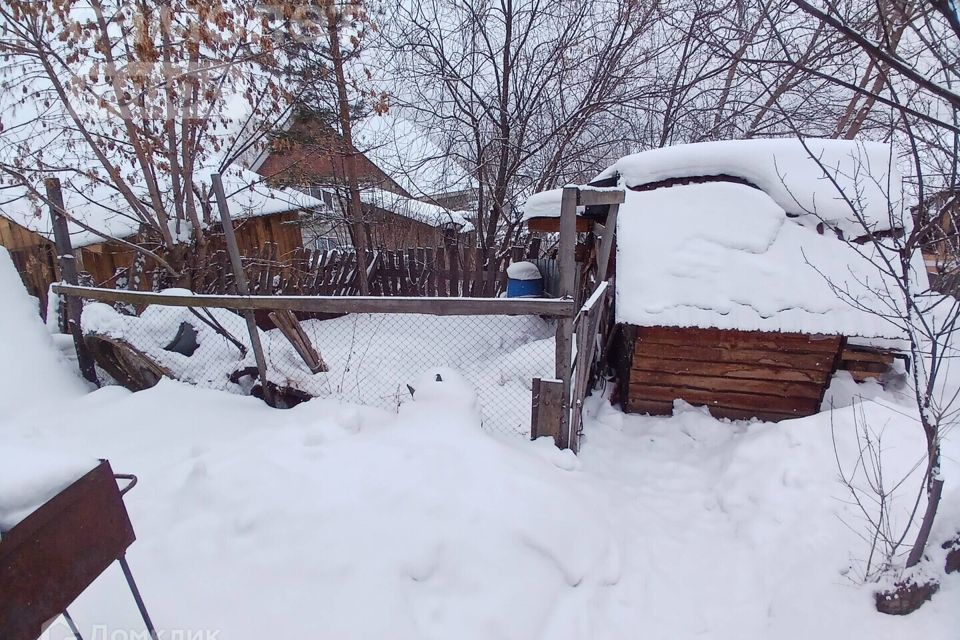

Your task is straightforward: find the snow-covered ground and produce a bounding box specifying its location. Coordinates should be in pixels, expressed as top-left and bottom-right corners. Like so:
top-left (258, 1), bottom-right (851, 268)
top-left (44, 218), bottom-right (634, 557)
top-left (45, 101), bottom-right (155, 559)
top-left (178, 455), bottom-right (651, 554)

top-left (2, 250), bottom-right (958, 639)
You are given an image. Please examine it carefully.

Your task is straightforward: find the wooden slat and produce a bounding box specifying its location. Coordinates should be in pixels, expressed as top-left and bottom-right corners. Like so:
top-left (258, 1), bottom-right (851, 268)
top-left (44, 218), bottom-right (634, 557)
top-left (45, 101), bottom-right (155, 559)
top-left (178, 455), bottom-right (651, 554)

top-left (449, 244), bottom-right (460, 297)
top-left (636, 326), bottom-right (842, 354)
top-left (424, 247), bottom-right (436, 296)
top-left (849, 370), bottom-right (884, 382)
top-left (436, 247), bottom-right (448, 296)
top-left (841, 360), bottom-right (888, 374)
top-left (268, 310), bottom-right (327, 373)
top-left (629, 383), bottom-right (818, 415)
top-left (577, 187), bottom-right (625, 206)
top-left (526, 217), bottom-right (592, 233)
top-left (630, 369), bottom-right (824, 400)
top-left (626, 398), bottom-right (802, 421)
top-left (840, 348), bottom-right (896, 364)
top-left (415, 247), bottom-right (426, 295)
top-left (530, 378), bottom-right (564, 441)
top-left (635, 342), bottom-right (835, 370)
top-left (632, 358), bottom-right (830, 384)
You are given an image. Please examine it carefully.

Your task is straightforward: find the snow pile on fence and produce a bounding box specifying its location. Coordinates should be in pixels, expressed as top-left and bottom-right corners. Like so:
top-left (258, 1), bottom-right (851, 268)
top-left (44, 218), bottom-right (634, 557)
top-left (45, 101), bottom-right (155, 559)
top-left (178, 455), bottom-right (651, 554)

top-left (615, 181), bottom-right (922, 338)
top-left (595, 138), bottom-right (904, 236)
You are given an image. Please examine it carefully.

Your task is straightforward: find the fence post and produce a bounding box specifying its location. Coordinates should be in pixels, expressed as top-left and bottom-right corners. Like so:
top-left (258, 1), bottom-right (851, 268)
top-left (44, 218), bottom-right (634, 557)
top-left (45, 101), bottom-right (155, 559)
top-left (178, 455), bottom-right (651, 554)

top-left (555, 185), bottom-right (578, 450)
top-left (211, 173), bottom-right (274, 407)
top-left (46, 177), bottom-right (99, 386)
top-left (530, 377), bottom-right (564, 443)
top-left (595, 203), bottom-right (620, 285)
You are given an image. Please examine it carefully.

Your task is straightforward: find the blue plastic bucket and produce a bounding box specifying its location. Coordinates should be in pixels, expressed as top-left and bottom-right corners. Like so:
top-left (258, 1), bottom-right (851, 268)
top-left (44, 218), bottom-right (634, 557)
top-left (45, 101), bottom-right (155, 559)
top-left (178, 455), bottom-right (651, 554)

top-left (506, 277), bottom-right (544, 297)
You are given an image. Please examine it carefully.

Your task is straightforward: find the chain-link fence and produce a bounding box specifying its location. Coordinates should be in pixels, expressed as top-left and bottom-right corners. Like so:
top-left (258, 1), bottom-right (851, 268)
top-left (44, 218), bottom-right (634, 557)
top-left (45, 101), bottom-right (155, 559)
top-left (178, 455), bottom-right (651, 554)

top-left (64, 288), bottom-right (570, 437)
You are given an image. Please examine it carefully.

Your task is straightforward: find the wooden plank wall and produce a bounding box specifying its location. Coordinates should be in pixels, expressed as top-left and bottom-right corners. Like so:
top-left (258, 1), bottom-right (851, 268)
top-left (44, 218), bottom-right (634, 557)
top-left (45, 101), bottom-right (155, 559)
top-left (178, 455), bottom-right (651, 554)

top-left (626, 326), bottom-right (842, 421)
top-left (194, 239), bottom-right (545, 298)
top-left (837, 345), bottom-right (896, 382)
top-left (0, 218), bottom-right (59, 310)
top-left (369, 244), bottom-right (535, 297)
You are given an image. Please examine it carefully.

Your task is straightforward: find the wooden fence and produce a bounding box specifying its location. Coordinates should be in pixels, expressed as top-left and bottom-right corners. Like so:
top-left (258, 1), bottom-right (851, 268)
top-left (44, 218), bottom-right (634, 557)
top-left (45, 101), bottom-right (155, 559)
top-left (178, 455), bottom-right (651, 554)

top-left (569, 281), bottom-right (613, 449)
top-left (190, 239), bottom-right (544, 298)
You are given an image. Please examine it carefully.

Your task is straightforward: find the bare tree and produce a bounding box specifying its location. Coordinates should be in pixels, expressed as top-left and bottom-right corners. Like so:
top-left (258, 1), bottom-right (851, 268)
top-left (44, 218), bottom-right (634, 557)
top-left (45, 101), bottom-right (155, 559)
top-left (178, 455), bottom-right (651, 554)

top-left (738, 0), bottom-right (959, 606)
top-left (380, 0), bottom-right (660, 251)
top-left (0, 0), bottom-right (295, 283)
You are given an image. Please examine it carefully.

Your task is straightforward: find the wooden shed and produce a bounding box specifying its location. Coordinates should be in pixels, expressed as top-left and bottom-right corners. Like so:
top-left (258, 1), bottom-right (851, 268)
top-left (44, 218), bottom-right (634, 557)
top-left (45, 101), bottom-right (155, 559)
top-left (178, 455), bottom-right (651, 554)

top-left (0, 172), bottom-right (321, 310)
top-left (526, 139), bottom-right (918, 422)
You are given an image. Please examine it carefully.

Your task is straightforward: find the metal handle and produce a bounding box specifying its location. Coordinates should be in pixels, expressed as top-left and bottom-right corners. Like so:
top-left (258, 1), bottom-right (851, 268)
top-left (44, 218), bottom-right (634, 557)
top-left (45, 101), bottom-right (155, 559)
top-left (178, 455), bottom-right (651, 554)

top-left (115, 473), bottom-right (138, 496)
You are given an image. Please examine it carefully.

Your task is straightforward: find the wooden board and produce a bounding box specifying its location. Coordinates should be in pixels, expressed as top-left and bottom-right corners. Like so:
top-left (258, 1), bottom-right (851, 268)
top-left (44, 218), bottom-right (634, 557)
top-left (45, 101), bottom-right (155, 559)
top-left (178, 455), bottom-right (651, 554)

top-left (632, 358), bottom-right (830, 384)
top-left (629, 369), bottom-right (824, 400)
top-left (526, 216), bottom-right (592, 233)
top-left (636, 326), bottom-right (842, 354)
top-left (53, 284), bottom-right (577, 317)
top-left (629, 383), bottom-right (819, 415)
top-left (624, 325), bottom-right (841, 422)
top-left (635, 342), bottom-right (836, 370)
top-left (626, 398), bottom-right (802, 422)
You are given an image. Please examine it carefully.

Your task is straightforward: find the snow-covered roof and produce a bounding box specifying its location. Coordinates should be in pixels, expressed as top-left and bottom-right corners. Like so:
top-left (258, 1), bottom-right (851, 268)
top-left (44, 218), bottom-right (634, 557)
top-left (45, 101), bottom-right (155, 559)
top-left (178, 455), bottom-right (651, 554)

top-left (615, 181), bottom-right (924, 339)
top-left (0, 167), bottom-right (323, 249)
top-left (359, 188), bottom-right (473, 232)
top-left (351, 113), bottom-right (476, 199)
top-left (522, 188), bottom-right (565, 220)
top-left (248, 110), bottom-right (477, 202)
top-left (596, 139), bottom-right (905, 237)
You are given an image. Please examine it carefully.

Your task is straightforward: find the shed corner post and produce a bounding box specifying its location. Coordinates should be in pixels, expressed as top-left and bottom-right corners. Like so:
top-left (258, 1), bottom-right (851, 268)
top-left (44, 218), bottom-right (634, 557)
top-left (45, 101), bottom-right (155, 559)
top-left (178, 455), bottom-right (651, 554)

top-left (46, 177), bottom-right (99, 386)
top-left (556, 185), bottom-right (579, 451)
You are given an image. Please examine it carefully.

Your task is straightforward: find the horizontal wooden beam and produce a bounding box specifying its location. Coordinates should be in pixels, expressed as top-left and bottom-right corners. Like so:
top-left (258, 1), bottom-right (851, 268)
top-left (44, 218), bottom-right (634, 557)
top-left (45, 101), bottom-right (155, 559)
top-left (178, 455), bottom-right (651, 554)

top-left (526, 216), bottom-right (592, 233)
top-left (629, 383), bottom-right (819, 415)
top-left (577, 187), bottom-right (625, 207)
top-left (635, 343), bottom-right (836, 370)
top-left (632, 360), bottom-right (830, 384)
top-left (840, 348), bottom-right (896, 364)
top-left (625, 398), bottom-right (803, 422)
top-left (630, 369), bottom-right (823, 400)
top-left (636, 325), bottom-right (842, 354)
top-left (52, 284), bottom-right (576, 317)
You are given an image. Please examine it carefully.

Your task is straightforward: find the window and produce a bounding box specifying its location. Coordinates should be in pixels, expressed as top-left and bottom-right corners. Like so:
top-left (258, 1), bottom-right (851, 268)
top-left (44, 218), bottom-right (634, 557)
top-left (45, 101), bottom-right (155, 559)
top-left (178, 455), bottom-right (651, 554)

top-left (312, 236), bottom-right (340, 252)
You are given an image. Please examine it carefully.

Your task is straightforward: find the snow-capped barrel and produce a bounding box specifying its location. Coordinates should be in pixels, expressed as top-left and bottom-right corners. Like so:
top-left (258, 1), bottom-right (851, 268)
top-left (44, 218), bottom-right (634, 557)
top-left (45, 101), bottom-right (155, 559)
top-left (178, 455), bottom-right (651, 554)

top-left (506, 261), bottom-right (544, 298)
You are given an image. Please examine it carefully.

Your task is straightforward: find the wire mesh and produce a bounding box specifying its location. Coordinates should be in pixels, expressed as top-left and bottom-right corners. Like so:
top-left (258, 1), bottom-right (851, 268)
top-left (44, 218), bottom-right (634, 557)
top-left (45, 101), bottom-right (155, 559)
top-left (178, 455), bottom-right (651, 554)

top-left (78, 296), bottom-right (558, 437)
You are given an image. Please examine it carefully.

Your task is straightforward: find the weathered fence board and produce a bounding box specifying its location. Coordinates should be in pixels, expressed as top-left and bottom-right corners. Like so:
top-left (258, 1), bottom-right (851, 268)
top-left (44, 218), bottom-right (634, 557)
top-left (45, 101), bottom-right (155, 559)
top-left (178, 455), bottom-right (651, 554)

top-left (52, 284), bottom-right (576, 317)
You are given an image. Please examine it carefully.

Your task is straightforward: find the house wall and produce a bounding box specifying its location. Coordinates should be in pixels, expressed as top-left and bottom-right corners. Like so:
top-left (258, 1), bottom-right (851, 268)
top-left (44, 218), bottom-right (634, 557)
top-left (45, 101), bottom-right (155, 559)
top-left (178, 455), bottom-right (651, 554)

top-left (621, 325), bottom-right (842, 421)
top-left (226, 211), bottom-right (304, 259)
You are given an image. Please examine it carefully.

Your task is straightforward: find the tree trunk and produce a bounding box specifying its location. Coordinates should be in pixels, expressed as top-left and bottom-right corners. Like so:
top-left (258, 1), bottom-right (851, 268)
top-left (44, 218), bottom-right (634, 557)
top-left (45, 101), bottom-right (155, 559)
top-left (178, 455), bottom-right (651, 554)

top-left (905, 446), bottom-right (944, 568)
top-left (326, 6), bottom-right (370, 295)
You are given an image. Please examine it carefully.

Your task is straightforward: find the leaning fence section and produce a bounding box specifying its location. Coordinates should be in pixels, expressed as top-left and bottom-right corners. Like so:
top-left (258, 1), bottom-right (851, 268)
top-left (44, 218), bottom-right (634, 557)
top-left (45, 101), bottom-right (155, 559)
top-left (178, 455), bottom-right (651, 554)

top-left (55, 285), bottom-right (574, 438)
